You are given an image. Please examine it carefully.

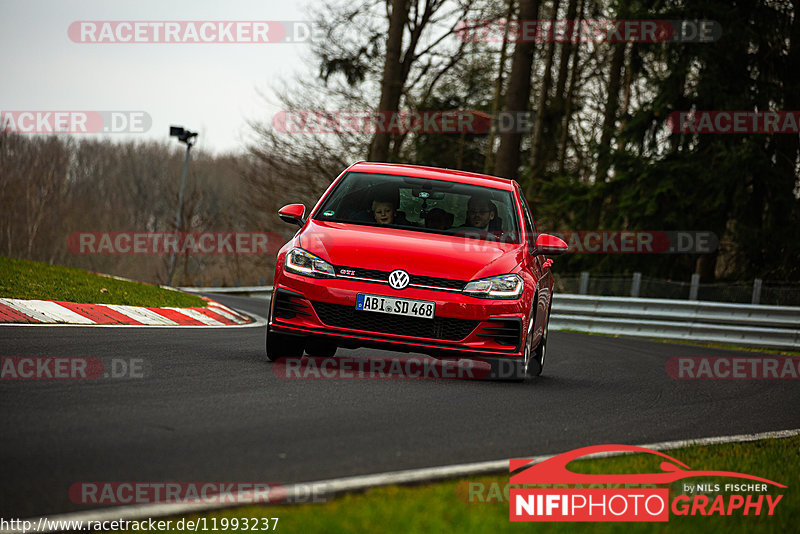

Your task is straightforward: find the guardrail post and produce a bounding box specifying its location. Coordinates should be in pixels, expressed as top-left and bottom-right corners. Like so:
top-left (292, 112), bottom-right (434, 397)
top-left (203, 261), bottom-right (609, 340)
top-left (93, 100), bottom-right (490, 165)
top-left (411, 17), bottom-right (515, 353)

top-left (631, 272), bottom-right (642, 298)
top-left (752, 278), bottom-right (762, 305)
top-left (579, 272), bottom-right (590, 295)
top-left (689, 273), bottom-right (700, 301)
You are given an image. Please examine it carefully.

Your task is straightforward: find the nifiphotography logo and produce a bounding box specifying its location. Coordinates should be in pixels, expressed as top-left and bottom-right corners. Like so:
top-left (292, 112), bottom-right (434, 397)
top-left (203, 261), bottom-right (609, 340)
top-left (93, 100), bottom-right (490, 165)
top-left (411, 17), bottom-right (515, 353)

top-left (509, 444), bottom-right (785, 522)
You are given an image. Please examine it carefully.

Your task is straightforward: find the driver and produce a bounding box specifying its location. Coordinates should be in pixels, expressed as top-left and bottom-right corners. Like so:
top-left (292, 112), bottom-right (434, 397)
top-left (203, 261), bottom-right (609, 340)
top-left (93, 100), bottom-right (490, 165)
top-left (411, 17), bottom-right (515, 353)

top-left (465, 194), bottom-right (496, 230)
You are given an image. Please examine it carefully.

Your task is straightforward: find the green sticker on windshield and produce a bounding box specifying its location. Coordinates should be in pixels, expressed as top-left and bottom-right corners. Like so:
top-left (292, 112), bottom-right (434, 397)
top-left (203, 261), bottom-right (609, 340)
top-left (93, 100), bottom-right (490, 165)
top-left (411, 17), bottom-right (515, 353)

top-left (323, 210), bottom-right (335, 216)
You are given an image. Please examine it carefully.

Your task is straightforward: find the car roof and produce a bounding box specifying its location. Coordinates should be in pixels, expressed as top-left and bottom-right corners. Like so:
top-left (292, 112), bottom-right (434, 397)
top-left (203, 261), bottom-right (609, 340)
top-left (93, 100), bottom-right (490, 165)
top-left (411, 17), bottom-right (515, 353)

top-left (348, 162), bottom-right (517, 191)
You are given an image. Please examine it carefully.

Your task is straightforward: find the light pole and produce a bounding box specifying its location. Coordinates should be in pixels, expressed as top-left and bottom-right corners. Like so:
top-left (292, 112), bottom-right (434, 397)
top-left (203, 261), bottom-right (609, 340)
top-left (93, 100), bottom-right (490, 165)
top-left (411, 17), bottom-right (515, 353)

top-left (167, 126), bottom-right (198, 286)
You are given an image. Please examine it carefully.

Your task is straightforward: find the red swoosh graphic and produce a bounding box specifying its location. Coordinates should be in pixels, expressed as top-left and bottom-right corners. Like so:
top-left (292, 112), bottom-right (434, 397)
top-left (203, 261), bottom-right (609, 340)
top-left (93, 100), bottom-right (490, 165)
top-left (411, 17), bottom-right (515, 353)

top-left (510, 444), bottom-right (786, 488)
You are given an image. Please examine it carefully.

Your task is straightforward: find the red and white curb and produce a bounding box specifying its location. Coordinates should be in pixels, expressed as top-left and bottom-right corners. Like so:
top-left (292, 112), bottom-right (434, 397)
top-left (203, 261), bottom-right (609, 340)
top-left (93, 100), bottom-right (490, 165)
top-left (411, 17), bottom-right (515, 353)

top-left (0, 297), bottom-right (257, 327)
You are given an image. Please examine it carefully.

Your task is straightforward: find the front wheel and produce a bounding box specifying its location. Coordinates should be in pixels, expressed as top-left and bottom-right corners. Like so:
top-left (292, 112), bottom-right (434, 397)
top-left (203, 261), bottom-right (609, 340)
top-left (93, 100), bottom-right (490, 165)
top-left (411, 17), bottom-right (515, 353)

top-left (528, 317), bottom-right (547, 377)
top-left (266, 327), bottom-right (305, 361)
top-left (521, 309), bottom-right (549, 379)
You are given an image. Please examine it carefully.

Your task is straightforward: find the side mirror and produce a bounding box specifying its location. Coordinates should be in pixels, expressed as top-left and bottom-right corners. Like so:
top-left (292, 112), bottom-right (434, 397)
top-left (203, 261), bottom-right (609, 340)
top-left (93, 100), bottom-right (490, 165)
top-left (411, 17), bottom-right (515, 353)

top-left (533, 233), bottom-right (568, 255)
top-left (278, 204), bottom-right (306, 227)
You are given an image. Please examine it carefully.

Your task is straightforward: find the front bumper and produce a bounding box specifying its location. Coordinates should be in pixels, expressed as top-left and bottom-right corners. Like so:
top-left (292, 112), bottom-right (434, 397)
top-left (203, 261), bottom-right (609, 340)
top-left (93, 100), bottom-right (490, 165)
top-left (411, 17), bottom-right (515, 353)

top-left (270, 272), bottom-right (528, 359)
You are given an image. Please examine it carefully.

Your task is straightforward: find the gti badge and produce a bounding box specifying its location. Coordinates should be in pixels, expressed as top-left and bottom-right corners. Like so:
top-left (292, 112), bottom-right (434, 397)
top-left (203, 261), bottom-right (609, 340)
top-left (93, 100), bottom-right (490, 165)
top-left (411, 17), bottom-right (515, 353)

top-left (388, 269), bottom-right (410, 290)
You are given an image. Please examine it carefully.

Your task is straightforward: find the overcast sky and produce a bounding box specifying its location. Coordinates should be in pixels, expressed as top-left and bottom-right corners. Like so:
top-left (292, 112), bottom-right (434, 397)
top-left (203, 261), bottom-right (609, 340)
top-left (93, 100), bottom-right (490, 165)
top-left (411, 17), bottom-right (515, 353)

top-left (0, 0), bottom-right (315, 154)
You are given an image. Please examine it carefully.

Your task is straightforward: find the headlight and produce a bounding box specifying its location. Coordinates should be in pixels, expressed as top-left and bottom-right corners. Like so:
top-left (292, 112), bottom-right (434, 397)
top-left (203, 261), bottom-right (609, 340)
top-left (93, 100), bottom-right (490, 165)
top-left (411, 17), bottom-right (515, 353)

top-left (284, 248), bottom-right (336, 278)
top-left (463, 274), bottom-right (523, 299)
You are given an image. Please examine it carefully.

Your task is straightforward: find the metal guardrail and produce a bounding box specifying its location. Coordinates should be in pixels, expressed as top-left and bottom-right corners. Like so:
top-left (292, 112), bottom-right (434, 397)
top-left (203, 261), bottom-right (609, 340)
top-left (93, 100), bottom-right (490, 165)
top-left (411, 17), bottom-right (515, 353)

top-left (180, 286), bottom-right (273, 298)
top-left (557, 272), bottom-right (800, 306)
top-left (549, 294), bottom-right (800, 350)
top-left (185, 287), bottom-right (800, 350)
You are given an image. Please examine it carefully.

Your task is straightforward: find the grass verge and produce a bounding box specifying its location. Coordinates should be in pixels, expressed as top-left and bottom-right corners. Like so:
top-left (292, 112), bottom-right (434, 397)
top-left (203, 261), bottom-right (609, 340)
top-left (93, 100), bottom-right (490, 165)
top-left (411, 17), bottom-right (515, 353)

top-left (139, 434), bottom-right (798, 533)
top-left (554, 328), bottom-right (800, 357)
top-left (651, 338), bottom-right (800, 357)
top-left (0, 256), bottom-right (205, 308)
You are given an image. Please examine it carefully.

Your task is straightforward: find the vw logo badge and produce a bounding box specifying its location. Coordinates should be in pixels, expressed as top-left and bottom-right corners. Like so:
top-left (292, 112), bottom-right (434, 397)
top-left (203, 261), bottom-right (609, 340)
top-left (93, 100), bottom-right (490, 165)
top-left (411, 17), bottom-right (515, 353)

top-left (388, 269), bottom-right (410, 290)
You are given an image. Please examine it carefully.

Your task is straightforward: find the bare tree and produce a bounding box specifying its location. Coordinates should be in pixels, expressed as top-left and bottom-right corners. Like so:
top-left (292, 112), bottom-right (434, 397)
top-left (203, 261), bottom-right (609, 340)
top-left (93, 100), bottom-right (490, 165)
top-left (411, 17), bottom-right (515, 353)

top-left (494, 0), bottom-right (541, 180)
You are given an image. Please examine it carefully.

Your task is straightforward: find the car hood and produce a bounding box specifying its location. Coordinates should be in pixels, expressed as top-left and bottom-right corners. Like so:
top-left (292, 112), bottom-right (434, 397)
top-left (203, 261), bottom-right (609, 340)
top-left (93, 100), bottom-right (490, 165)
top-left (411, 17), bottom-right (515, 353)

top-left (297, 220), bottom-right (524, 281)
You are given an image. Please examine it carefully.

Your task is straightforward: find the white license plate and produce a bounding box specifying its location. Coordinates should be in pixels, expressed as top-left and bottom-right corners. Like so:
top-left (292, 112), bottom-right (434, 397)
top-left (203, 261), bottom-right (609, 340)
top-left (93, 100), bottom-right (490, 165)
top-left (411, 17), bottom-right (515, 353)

top-left (355, 293), bottom-right (435, 319)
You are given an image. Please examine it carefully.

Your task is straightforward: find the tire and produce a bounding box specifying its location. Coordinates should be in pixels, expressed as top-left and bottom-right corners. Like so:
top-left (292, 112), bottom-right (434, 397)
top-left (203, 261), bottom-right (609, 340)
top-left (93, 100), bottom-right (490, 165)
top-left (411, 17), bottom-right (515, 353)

top-left (530, 304), bottom-right (551, 377)
top-left (515, 309), bottom-right (546, 380)
top-left (304, 339), bottom-right (337, 358)
top-left (489, 305), bottom-right (547, 382)
top-left (265, 327), bottom-right (305, 361)
top-left (265, 291), bottom-right (305, 361)
top-left (520, 313), bottom-right (538, 380)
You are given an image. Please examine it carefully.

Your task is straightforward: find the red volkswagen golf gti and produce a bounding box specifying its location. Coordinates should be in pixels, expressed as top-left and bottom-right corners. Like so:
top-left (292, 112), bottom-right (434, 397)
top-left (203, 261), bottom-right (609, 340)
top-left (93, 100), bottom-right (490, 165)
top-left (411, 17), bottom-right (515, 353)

top-left (266, 162), bottom-right (567, 380)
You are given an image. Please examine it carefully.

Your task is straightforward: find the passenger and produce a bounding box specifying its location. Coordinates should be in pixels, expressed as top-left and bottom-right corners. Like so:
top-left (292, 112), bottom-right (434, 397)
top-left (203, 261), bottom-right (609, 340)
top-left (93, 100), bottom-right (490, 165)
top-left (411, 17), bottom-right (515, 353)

top-left (372, 199), bottom-right (396, 224)
top-left (369, 184), bottom-right (416, 226)
top-left (370, 185), bottom-right (399, 225)
top-left (425, 208), bottom-right (454, 230)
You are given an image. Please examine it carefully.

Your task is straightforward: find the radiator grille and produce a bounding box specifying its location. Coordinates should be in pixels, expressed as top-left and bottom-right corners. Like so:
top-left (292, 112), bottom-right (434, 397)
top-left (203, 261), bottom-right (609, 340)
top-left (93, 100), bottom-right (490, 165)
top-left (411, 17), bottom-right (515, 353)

top-left (312, 301), bottom-right (478, 341)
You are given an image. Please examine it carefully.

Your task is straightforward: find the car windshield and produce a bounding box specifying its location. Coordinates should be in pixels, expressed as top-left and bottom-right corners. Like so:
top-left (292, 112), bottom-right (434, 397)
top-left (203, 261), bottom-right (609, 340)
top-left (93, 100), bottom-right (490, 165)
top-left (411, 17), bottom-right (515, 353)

top-left (313, 172), bottom-right (521, 243)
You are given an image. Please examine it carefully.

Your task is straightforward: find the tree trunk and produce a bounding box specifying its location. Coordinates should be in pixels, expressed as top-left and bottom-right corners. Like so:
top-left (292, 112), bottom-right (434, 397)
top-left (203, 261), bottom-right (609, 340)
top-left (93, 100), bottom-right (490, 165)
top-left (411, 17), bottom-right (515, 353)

top-left (775, 0), bottom-right (800, 205)
top-left (595, 41), bottom-right (626, 182)
top-left (494, 0), bottom-right (541, 181)
top-left (368, 0), bottom-right (411, 162)
top-left (546, 0), bottom-right (578, 170)
top-left (484, 0), bottom-right (516, 175)
top-left (557, 0), bottom-right (584, 175)
top-left (553, 0), bottom-right (578, 103)
top-left (528, 0), bottom-right (562, 191)
top-left (767, 0), bottom-right (800, 277)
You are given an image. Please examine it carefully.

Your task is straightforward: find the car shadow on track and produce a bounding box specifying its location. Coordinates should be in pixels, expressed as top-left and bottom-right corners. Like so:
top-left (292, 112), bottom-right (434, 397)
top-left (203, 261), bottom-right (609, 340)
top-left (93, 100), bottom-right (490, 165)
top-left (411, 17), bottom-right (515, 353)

top-left (259, 350), bottom-right (595, 390)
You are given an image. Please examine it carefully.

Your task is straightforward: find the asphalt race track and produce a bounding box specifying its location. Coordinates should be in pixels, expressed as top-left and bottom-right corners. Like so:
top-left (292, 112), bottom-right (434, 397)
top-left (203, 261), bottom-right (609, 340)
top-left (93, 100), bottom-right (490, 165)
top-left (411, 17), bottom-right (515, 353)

top-left (1, 294), bottom-right (798, 518)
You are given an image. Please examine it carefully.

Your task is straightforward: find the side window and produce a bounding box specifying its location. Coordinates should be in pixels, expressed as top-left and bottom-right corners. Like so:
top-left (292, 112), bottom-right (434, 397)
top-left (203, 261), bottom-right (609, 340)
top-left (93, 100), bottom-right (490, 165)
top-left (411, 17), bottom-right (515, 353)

top-left (518, 191), bottom-right (537, 253)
